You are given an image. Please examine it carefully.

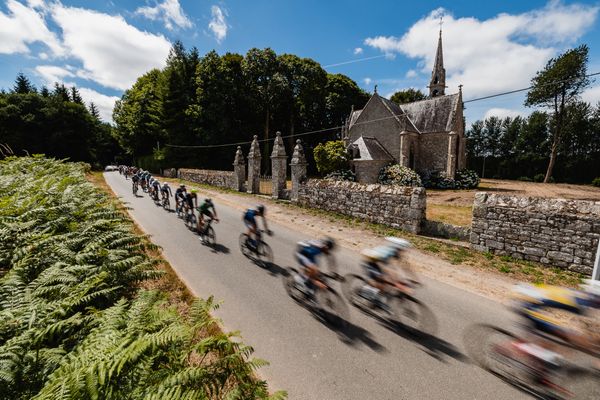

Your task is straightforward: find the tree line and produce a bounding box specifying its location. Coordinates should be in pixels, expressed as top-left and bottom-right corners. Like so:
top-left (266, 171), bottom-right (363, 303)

top-left (112, 41), bottom-right (370, 173)
top-left (0, 73), bottom-right (119, 167)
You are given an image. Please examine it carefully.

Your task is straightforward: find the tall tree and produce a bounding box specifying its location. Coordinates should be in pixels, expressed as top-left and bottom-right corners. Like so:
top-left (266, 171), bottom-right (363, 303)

top-left (390, 88), bottom-right (426, 104)
top-left (13, 72), bottom-right (36, 94)
top-left (525, 45), bottom-right (590, 182)
top-left (70, 87), bottom-right (83, 104)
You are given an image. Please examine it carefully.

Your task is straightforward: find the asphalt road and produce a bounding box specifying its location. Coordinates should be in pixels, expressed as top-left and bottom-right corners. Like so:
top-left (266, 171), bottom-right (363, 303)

top-left (105, 172), bottom-right (528, 400)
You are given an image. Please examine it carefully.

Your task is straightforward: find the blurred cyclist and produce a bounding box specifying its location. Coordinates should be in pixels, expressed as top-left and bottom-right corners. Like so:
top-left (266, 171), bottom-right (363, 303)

top-left (294, 237), bottom-right (339, 296)
top-left (243, 205), bottom-right (270, 249)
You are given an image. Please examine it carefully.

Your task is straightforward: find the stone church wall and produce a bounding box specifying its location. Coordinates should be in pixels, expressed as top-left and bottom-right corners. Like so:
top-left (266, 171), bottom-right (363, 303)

top-left (470, 193), bottom-right (600, 275)
top-left (417, 132), bottom-right (448, 174)
top-left (177, 168), bottom-right (236, 190)
top-left (352, 160), bottom-right (389, 183)
top-left (347, 106), bottom-right (400, 160)
top-left (297, 180), bottom-right (426, 234)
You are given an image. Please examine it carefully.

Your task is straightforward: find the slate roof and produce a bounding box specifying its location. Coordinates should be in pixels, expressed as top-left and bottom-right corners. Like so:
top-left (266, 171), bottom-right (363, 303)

top-left (400, 93), bottom-right (460, 133)
top-left (351, 136), bottom-right (394, 161)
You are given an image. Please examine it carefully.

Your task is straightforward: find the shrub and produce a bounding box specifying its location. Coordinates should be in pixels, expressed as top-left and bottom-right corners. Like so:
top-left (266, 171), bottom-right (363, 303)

top-left (517, 176), bottom-right (533, 182)
top-left (592, 177), bottom-right (600, 187)
top-left (455, 169), bottom-right (480, 189)
top-left (313, 140), bottom-right (349, 175)
top-left (533, 173), bottom-right (545, 182)
top-left (378, 164), bottom-right (422, 187)
top-left (325, 169), bottom-right (356, 182)
top-left (421, 170), bottom-right (455, 189)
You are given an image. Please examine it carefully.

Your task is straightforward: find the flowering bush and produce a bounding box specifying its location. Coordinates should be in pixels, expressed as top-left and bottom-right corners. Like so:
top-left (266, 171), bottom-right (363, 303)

top-left (325, 169), bottom-right (356, 182)
top-left (378, 164), bottom-right (422, 187)
top-left (455, 169), bottom-right (480, 189)
top-left (421, 169), bottom-right (480, 189)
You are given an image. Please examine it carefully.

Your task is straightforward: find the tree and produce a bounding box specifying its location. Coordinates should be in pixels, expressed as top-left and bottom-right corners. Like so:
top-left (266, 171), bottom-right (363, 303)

top-left (313, 140), bottom-right (349, 175)
top-left (70, 87), bottom-right (83, 104)
top-left (525, 45), bottom-right (591, 182)
top-left (13, 72), bottom-right (36, 94)
top-left (390, 88), bottom-right (426, 104)
top-left (88, 102), bottom-right (100, 120)
top-left (53, 83), bottom-right (71, 102)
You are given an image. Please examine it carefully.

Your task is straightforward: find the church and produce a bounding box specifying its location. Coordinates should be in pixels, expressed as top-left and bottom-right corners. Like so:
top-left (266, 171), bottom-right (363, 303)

top-left (342, 30), bottom-right (466, 184)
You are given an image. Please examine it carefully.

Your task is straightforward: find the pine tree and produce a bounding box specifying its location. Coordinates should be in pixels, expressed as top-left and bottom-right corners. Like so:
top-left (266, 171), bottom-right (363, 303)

top-left (89, 102), bottom-right (101, 120)
top-left (13, 72), bottom-right (36, 94)
top-left (40, 86), bottom-right (50, 97)
top-left (53, 83), bottom-right (71, 102)
top-left (71, 86), bottom-right (83, 104)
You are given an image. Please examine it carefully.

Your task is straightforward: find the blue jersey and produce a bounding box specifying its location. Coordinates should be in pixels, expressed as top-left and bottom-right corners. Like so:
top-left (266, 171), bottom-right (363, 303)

top-left (244, 209), bottom-right (258, 223)
top-left (297, 240), bottom-right (324, 263)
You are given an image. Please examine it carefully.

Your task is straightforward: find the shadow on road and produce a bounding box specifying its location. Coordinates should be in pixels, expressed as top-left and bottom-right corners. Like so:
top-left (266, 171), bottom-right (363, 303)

top-left (379, 319), bottom-right (466, 363)
top-left (209, 243), bottom-right (230, 254)
top-left (261, 261), bottom-right (288, 277)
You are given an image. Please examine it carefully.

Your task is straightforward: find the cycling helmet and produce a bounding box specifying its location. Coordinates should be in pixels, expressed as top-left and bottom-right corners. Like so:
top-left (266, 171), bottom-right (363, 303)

top-left (205, 198), bottom-right (212, 205)
top-left (190, 189), bottom-right (198, 194)
top-left (256, 204), bottom-right (265, 214)
top-left (180, 184), bottom-right (185, 189)
top-left (323, 237), bottom-right (335, 250)
top-left (385, 237), bottom-right (411, 251)
top-left (361, 248), bottom-right (386, 262)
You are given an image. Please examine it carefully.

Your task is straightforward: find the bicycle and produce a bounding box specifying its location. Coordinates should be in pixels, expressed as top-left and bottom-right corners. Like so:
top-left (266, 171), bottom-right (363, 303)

top-left (183, 207), bottom-right (197, 232)
top-left (175, 200), bottom-right (185, 219)
top-left (341, 274), bottom-right (436, 335)
top-left (463, 324), bottom-right (599, 399)
top-left (239, 230), bottom-right (273, 267)
top-left (283, 268), bottom-right (349, 328)
top-left (161, 192), bottom-right (170, 210)
top-left (132, 180), bottom-right (138, 196)
top-left (198, 216), bottom-right (217, 245)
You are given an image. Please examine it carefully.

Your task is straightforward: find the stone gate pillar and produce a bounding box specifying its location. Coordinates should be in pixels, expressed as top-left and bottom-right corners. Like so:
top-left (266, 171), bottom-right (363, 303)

top-left (271, 132), bottom-right (287, 199)
top-left (290, 139), bottom-right (307, 202)
top-left (247, 135), bottom-right (261, 194)
top-left (233, 146), bottom-right (246, 192)
top-left (446, 132), bottom-right (457, 178)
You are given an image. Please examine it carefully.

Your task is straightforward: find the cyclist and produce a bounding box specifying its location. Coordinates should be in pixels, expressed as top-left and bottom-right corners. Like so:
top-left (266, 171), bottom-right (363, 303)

top-left (151, 179), bottom-right (161, 201)
top-left (175, 184), bottom-right (187, 211)
top-left (509, 280), bottom-right (600, 377)
top-left (294, 237), bottom-right (339, 296)
top-left (160, 182), bottom-right (172, 205)
top-left (243, 205), bottom-right (270, 249)
top-left (131, 171), bottom-right (140, 193)
top-left (196, 198), bottom-right (219, 236)
top-left (184, 189), bottom-right (198, 216)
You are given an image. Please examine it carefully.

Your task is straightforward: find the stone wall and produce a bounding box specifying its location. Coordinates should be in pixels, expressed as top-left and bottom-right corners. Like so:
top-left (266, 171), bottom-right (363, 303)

top-left (422, 220), bottom-right (471, 241)
top-left (471, 193), bottom-right (600, 275)
top-left (162, 168), bottom-right (177, 178)
top-left (177, 168), bottom-right (236, 190)
top-left (297, 180), bottom-right (425, 234)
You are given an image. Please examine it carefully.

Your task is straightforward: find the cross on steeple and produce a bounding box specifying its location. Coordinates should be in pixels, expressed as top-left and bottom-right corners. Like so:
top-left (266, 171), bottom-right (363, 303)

top-left (439, 16), bottom-right (443, 31)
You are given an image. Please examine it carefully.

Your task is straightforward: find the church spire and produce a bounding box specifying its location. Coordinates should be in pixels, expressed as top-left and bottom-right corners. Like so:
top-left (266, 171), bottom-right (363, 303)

top-left (428, 24), bottom-right (446, 97)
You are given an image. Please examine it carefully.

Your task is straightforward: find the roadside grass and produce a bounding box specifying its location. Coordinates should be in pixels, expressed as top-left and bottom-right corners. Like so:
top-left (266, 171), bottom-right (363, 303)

top-left (160, 175), bottom-right (585, 288)
top-left (426, 203), bottom-right (473, 227)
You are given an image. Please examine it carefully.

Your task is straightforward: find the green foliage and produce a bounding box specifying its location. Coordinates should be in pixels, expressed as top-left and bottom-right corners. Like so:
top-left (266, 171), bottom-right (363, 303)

top-left (378, 164), bottom-right (422, 187)
top-left (390, 88), bottom-right (426, 105)
top-left (421, 170), bottom-right (456, 189)
top-left (313, 140), bottom-right (349, 175)
top-left (324, 169), bottom-right (355, 182)
top-left (517, 176), bottom-right (533, 182)
top-left (454, 169), bottom-right (480, 189)
top-left (0, 74), bottom-right (121, 165)
top-left (0, 157), bottom-right (279, 400)
top-left (533, 173), bottom-right (545, 182)
top-left (592, 177), bottom-right (600, 187)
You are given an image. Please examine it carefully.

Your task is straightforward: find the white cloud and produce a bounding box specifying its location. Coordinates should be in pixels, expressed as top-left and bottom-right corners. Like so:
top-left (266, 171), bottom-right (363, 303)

top-left (363, 77), bottom-right (372, 86)
top-left (135, 0), bottom-right (192, 30)
top-left (364, 2), bottom-right (599, 99)
top-left (0, 0), bottom-right (63, 56)
top-left (353, 47), bottom-right (363, 55)
top-left (483, 107), bottom-right (527, 120)
top-left (35, 64), bottom-right (75, 84)
top-left (78, 87), bottom-right (120, 122)
top-left (50, 4), bottom-right (172, 90)
top-left (582, 85), bottom-right (600, 105)
top-left (405, 69), bottom-right (417, 78)
top-left (208, 5), bottom-right (228, 43)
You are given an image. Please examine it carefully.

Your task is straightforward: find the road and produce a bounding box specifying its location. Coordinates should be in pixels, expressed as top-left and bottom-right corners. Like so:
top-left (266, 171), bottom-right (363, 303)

top-left (105, 172), bottom-right (527, 400)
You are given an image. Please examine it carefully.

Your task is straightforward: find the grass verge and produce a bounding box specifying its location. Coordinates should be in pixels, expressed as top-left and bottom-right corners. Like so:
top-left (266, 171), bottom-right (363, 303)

top-left (426, 203), bottom-right (473, 227)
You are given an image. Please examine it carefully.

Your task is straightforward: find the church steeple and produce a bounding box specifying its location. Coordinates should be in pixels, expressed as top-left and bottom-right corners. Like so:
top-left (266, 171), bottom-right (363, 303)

top-left (428, 27), bottom-right (446, 97)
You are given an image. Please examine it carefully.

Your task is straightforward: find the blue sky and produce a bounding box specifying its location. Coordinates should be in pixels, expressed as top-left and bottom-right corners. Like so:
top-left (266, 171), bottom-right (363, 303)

top-left (1, 0), bottom-right (600, 124)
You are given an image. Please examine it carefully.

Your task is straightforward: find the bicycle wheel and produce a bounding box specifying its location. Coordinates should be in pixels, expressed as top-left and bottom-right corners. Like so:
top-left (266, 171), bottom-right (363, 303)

top-left (390, 294), bottom-right (437, 335)
top-left (283, 267), bottom-right (305, 304)
top-left (341, 274), bottom-right (372, 310)
top-left (239, 233), bottom-right (252, 258)
top-left (315, 287), bottom-right (349, 328)
top-left (256, 241), bottom-right (273, 267)
top-left (162, 197), bottom-right (170, 210)
top-left (202, 226), bottom-right (216, 245)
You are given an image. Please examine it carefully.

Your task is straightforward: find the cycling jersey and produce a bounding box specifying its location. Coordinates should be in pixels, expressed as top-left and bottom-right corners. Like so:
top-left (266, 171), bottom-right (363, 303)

top-left (161, 184), bottom-right (172, 196)
top-left (244, 209), bottom-right (258, 224)
top-left (295, 240), bottom-right (325, 268)
top-left (197, 201), bottom-right (214, 216)
top-left (184, 193), bottom-right (195, 208)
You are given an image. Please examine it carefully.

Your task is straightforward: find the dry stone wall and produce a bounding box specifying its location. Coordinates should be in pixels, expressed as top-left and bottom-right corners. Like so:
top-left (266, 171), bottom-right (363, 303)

top-left (471, 193), bottom-right (600, 275)
top-left (297, 180), bottom-right (425, 234)
top-left (177, 169), bottom-right (236, 190)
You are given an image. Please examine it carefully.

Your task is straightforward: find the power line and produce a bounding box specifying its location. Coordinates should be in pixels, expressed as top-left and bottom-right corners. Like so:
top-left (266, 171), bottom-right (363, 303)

top-left (165, 71), bottom-right (599, 149)
top-left (323, 55), bottom-right (387, 68)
